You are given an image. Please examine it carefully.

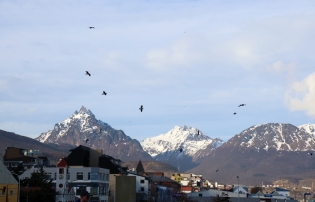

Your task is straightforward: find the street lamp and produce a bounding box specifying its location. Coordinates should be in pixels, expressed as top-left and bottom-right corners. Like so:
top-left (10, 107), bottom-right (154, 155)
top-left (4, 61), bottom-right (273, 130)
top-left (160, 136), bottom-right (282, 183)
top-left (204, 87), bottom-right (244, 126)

top-left (0, 170), bottom-right (20, 202)
top-left (237, 176), bottom-right (239, 202)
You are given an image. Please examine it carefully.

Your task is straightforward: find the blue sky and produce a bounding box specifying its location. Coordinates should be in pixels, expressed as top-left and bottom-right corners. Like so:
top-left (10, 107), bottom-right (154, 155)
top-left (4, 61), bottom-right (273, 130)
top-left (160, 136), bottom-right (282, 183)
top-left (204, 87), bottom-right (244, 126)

top-left (1, 0), bottom-right (315, 142)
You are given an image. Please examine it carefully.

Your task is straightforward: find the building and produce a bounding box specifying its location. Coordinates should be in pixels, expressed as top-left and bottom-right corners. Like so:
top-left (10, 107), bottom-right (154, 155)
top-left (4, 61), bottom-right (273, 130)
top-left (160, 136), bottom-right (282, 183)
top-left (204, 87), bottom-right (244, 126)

top-left (3, 147), bottom-right (49, 170)
top-left (19, 145), bottom-right (112, 202)
top-left (0, 157), bottom-right (18, 202)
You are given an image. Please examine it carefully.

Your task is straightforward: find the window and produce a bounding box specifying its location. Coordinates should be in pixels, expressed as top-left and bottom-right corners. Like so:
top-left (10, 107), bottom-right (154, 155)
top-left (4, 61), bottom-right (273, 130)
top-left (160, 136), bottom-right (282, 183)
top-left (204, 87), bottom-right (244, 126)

top-left (45, 173), bottom-right (51, 180)
top-left (54, 173), bottom-right (57, 180)
top-left (89, 173), bottom-right (99, 180)
top-left (11, 163), bottom-right (17, 167)
top-left (10, 190), bottom-right (14, 195)
top-left (77, 172), bottom-right (83, 180)
top-left (199, 193), bottom-right (202, 197)
top-left (90, 187), bottom-right (98, 195)
top-left (140, 187), bottom-right (144, 192)
top-left (76, 187), bottom-right (86, 195)
top-left (106, 174), bottom-right (109, 181)
top-left (140, 180), bottom-right (145, 184)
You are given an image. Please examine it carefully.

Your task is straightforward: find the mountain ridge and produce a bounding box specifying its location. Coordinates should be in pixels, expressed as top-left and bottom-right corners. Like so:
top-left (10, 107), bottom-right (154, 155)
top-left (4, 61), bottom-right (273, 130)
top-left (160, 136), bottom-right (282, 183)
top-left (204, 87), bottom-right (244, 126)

top-left (141, 125), bottom-right (224, 171)
top-left (35, 106), bottom-right (153, 162)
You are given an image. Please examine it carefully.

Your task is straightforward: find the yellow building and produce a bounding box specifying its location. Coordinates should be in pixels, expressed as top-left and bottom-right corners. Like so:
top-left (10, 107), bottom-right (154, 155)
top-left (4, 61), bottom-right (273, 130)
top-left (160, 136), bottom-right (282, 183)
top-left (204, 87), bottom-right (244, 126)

top-left (0, 157), bottom-right (18, 202)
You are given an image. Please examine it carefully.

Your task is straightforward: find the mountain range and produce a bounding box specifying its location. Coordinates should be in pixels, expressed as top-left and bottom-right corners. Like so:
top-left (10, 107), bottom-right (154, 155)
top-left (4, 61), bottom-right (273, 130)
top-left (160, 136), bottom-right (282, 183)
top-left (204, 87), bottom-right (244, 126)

top-left (189, 123), bottom-right (315, 185)
top-left (2, 105), bottom-right (315, 185)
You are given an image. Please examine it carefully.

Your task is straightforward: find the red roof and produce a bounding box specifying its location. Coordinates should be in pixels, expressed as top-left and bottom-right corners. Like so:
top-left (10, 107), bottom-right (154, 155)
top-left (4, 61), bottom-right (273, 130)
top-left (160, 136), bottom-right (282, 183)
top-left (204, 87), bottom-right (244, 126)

top-left (181, 186), bottom-right (192, 191)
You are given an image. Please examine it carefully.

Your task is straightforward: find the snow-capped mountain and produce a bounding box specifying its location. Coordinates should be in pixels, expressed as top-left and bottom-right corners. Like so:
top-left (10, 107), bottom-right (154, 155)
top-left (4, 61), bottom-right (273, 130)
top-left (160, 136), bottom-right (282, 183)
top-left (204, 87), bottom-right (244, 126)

top-left (140, 125), bottom-right (224, 171)
top-left (298, 123), bottom-right (315, 137)
top-left (190, 123), bottom-right (315, 185)
top-left (224, 123), bottom-right (315, 152)
top-left (35, 106), bottom-right (153, 161)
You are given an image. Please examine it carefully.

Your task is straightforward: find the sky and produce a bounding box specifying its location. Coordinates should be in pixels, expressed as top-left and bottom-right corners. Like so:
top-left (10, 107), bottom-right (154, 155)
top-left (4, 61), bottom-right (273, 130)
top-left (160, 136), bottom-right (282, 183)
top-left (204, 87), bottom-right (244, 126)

top-left (1, 0), bottom-right (315, 142)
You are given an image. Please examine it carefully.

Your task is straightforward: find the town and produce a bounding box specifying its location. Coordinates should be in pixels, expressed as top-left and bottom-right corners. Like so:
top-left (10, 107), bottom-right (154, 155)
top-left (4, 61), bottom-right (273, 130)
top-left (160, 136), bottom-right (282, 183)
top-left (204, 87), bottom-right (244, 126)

top-left (0, 145), bottom-right (308, 202)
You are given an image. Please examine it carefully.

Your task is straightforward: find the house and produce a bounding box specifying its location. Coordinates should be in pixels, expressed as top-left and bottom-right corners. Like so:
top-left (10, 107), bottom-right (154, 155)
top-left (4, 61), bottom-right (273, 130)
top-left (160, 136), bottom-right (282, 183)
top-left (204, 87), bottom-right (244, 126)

top-left (19, 145), bottom-right (112, 202)
top-left (275, 188), bottom-right (290, 197)
top-left (0, 158), bottom-right (18, 202)
top-left (233, 186), bottom-right (249, 194)
top-left (3, 147), bottom-right (49, 170)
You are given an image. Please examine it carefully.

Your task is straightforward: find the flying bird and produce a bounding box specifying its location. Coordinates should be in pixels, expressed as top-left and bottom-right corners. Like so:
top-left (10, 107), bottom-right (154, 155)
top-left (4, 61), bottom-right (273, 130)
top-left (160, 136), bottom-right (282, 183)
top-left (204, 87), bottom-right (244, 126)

top-left (216, 169), bottom-right (219, 172)
top-left (85, 71), bottom-right (91, 76)
top-left (179, 148), bottom-right (183, 153)
top-left (233, 112), bottom-right (237, 115)
top-left (139, 105), bottom-right (143, 112)
top-left (238, 104), bottom-right (246, 107)
top-left (89, 27), bottom-right (95, 29)
top-left (308, 152), bottom-right (313, 156)
top-left (102, 91), bottom-right (107, 95)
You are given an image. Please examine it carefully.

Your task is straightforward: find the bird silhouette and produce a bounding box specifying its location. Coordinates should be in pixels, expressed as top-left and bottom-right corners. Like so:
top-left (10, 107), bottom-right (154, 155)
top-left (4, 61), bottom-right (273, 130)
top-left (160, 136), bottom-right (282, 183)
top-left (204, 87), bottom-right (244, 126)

top-left (85, 71), bottom-right (91, 76)
top-left (233, 112), bottom-right (237, 115)
top-left (89, 27), bottom-right (95, 29)
top-left (102, 91), bottom-right (107, 95)
top-left (216, 169), bottom-right (219, 172)
top-left (139, 105), bottom-right (143, 112)
top-left (179, 148), bottom-right (183, 153)
top-left (238, 104), bottom-right (246, 107)
top-left (308, 152), bottom-right (313, 156)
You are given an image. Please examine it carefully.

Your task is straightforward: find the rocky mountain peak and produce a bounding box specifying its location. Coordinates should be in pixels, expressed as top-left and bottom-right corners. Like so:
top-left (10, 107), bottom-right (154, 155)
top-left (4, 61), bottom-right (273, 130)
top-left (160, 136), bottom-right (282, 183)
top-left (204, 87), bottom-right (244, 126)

top-left (224, 123), bottom-right (315, 152)
top-left (298, 123), bottom-right (315, 136)
top-left (34, 106), bottom-right (153, 161)
top-left (140, 125), bottom-right (224, 171)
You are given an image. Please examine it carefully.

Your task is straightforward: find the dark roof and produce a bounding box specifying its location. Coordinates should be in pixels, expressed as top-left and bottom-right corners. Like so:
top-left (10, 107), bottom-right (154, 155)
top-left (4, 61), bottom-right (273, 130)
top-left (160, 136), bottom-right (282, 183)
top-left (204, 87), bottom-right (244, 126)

top-left (275, 188), bottom-right (289, 192)
top-left (69, 145), bottom-right (91, 152)
top-left (136, 160), bottom-right (145, 174)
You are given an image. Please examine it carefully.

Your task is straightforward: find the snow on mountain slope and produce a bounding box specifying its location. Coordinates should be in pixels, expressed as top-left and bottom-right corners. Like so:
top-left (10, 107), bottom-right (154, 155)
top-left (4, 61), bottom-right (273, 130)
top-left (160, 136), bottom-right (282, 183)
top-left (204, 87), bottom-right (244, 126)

top-left (224, 123), bottom-right (315, 152)
top-left (298, 123), bottom-right (315, 136)
top-left (35, 106), bottom-right (153, 161)
top-left (141, 125), bottom-right (223, 158)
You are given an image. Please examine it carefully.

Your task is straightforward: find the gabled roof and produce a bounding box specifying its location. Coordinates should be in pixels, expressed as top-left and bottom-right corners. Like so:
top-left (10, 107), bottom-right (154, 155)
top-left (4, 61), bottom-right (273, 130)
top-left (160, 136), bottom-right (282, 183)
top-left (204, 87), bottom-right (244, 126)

top-left (136, 160), bottom-right (145, 174)
top-left (270, 191), bottom-right (281, 196)
top-left (256, 191), bottom-right (264, 196)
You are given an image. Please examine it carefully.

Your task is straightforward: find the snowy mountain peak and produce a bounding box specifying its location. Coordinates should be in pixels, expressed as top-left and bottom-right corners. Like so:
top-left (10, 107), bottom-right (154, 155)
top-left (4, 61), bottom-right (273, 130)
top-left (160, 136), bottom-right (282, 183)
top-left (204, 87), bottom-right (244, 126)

top-left (35, 106), bottom-right (111, 143)
top-left (141, 125), bottom-right (223, 157)
top-left (298, 123), bottom-right (315, 136)
top-left (226, 123), bottom-right (315, 152)
top-left (34, 106), bottom-right (153, 161)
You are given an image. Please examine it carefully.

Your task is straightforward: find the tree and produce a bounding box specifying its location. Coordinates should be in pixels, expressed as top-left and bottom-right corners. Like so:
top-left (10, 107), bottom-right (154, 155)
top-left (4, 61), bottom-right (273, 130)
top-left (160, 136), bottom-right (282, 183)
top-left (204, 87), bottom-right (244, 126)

top-left (20, 167), bottom-right (56, 202)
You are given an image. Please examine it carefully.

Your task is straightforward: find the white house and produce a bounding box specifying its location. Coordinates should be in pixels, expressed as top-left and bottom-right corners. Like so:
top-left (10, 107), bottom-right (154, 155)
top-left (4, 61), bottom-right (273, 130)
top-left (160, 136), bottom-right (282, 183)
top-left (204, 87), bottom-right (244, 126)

top-left (275, 188), bottom-right (290, 197)
top-left (127, 173), bottom-right (150, 195)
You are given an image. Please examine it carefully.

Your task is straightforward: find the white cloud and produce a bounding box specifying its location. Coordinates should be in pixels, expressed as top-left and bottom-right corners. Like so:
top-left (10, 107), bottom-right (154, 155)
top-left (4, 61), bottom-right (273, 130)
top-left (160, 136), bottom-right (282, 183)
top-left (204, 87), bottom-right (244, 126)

top-left (286, 72), bottom-right (315, 118)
